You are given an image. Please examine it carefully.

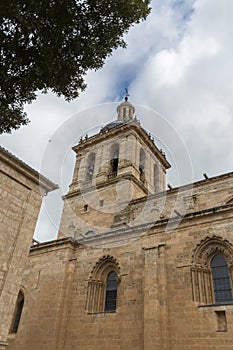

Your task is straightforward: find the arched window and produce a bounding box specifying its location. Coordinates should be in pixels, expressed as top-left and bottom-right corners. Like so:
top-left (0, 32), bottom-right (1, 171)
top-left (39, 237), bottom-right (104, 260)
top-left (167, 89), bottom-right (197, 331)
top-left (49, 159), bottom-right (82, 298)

top-left (10, 291), bottom-right (24, 333)
top-left (104, 271), bottom-right (118, 312)
top-left (211, 255), bottom-right (233, 303)
top-left (109, 144), bottom-right (119, 177)
top-left (191, 236), bottom-right (233, 304)
top-left (86, 153), bottom-right (95, 181)
top-left (86, 255), bottom-right (120, 313)
top-left (139, 148), bottom-right (146, 183)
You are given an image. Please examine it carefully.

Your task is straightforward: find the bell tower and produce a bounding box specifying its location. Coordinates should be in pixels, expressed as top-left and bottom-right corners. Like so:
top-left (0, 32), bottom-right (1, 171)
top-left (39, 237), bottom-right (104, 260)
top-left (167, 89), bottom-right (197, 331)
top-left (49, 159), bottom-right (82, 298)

top-left (59, 98), bottom-right (170, 239)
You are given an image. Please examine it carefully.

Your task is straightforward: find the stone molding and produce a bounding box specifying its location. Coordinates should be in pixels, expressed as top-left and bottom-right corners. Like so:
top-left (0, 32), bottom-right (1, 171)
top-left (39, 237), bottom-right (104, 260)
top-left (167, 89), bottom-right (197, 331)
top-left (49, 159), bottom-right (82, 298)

top-left (0, 146), bottom-right (58, 193)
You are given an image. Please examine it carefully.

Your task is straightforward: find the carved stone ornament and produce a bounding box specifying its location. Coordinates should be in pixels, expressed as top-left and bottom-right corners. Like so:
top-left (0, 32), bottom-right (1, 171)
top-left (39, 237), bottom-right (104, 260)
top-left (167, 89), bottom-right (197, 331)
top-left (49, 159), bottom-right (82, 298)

top-left (191, 235), bottom-right (233, 266)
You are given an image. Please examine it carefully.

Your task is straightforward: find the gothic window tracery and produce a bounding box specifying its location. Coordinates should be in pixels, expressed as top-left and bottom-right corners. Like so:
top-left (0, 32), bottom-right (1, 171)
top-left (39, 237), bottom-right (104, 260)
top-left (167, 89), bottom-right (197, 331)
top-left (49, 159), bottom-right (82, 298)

top-left (86, 255), bottom-right (120, 313)
top-left (191, 236), bottom-right (233, 304)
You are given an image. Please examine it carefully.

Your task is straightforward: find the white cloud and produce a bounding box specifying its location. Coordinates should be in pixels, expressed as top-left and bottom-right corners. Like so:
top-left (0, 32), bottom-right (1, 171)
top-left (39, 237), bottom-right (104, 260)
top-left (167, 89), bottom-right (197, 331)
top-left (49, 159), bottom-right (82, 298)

top-left (1, 0), bottom-right (233, 241)
top-left (131, 0), bottom-right (233, 178)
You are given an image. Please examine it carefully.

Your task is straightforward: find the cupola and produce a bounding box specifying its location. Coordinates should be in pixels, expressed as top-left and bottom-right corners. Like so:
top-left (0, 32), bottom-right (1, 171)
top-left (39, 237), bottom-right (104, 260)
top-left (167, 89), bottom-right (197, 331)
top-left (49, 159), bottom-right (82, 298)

top-left (117, 96), bottom-right (135, 122)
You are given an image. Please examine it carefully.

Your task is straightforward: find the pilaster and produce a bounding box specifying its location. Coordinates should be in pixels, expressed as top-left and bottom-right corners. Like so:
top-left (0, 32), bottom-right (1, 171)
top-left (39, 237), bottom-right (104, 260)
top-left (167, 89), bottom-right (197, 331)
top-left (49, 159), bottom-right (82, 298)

top-left (143, 243), bottom-right (168, 350)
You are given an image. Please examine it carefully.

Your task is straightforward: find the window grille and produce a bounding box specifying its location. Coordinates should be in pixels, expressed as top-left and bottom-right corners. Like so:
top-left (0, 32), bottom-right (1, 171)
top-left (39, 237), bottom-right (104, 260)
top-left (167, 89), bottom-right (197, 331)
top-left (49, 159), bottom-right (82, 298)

top-left (211, 255), bottom-right (233, 303)
top-left (104, 271), bottom-right (117, 312)
top-left (191, 236), bottom-right (233, 304)
top-left (86, 256), bottom-right (120, 314)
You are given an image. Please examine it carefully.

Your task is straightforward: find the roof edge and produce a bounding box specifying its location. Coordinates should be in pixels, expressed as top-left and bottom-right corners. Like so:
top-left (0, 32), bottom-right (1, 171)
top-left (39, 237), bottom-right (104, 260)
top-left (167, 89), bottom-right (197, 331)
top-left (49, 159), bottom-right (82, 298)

top-left (0, 146), bottom-right (58, 193)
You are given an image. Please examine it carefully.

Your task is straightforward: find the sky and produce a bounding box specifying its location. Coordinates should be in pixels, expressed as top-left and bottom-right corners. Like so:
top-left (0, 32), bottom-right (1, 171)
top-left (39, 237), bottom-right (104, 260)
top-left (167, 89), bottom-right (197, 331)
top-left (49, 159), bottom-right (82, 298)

top-left (1, 0), bottom-right (233, 242)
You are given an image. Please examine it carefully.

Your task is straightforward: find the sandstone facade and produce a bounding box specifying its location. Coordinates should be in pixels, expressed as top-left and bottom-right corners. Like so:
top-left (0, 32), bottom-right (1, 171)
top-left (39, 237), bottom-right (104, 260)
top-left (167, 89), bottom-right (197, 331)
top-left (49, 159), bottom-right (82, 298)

top-left (0, 147), bottom-right (57, 349)
top-left (5, 100), bottom-right (233, 349)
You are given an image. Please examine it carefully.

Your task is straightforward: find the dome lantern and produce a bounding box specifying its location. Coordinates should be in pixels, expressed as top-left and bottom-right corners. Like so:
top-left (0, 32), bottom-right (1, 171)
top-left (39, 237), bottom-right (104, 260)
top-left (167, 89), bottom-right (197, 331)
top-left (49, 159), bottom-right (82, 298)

top-left (117, 90), bottom-right (135, 122)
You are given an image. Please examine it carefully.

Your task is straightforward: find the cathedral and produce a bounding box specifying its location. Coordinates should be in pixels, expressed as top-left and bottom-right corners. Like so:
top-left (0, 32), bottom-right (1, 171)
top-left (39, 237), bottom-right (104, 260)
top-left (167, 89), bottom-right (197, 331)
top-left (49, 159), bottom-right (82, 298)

top-left (1, 98), bottom-right (233, 350)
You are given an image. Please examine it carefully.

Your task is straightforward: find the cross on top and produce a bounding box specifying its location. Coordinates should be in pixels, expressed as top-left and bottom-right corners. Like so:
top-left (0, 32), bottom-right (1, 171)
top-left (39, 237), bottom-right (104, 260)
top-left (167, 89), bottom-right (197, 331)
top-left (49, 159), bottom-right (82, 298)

top-left (125, 88), bottom-right (130, 101)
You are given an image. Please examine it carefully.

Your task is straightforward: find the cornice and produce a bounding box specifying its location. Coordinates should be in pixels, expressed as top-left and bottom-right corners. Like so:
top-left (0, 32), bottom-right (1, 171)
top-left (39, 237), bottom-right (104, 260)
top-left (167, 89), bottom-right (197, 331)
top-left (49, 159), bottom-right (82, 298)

top-left (0, 146), bottom-right (58, 193)
top-left (63, 173), bottom-right (148, 199)
top-left (28, 204), bottom-right (233, 251)
top-left (29, 236), bottom-right (81, 254)
top-left (72, 121), bottom-right (171, 169)
top-left (130, 171), bottom-right (233, 207)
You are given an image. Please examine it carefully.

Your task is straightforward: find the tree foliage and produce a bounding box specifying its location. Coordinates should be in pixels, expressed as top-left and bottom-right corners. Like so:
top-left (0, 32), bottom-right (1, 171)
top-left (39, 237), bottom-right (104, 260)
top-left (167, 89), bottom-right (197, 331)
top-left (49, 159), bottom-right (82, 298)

top-left (0, 0), bottom-right (150, 133)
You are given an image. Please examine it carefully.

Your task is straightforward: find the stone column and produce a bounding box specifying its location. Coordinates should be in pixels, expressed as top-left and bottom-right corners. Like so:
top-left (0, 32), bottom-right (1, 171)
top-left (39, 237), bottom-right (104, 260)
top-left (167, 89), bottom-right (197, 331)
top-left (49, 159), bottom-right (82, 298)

top-left (72, 153), bottom-right (82, 183)
top-left (69, 153), bottom-right (82, 192)
top-left (95, 142), bottom-right (109, 184)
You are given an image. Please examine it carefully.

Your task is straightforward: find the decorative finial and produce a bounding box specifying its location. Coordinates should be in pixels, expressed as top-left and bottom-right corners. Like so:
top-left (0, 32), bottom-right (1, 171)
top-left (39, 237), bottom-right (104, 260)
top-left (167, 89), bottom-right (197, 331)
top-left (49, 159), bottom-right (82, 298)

top-left (125, 88), bottom-right (130, 102)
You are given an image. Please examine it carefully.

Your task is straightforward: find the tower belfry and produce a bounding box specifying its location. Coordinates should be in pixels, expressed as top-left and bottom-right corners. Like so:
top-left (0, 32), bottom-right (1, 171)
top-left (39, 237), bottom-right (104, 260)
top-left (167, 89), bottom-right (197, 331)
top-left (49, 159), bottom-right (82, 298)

top-left (59, 99), bottom-right (170, 238)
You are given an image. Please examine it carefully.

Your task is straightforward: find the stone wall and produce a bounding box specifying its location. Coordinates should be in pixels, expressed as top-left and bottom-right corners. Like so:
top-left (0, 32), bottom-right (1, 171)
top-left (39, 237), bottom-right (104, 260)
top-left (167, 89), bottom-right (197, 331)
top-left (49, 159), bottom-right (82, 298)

top-left (7, 196), bottom-right (233, 350)
top-left (0, 147), bottom-right (57, 348)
